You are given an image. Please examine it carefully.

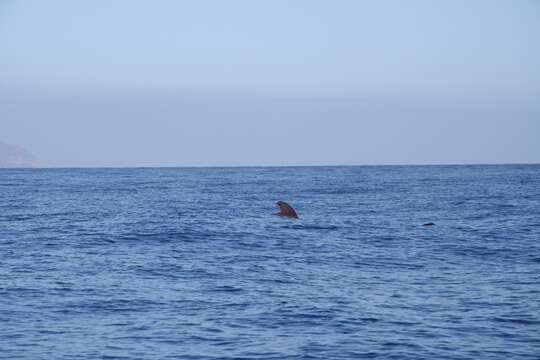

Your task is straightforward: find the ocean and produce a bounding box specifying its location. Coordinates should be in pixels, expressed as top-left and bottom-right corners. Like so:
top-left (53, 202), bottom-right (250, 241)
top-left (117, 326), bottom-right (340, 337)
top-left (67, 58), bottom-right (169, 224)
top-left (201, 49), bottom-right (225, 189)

top-left (1, 165), bottom-right (539, 359)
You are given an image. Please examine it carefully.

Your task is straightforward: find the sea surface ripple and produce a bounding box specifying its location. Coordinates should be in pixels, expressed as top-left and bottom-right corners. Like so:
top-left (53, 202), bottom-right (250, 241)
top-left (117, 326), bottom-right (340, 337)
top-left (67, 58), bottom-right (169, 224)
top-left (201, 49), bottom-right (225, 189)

top-left (1, 165), bottom-right (539, 359)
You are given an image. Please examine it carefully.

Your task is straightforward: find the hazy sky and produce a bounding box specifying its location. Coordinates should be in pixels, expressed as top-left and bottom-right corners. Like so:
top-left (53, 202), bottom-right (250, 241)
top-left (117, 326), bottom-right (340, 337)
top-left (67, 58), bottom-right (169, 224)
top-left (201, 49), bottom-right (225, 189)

top-left (1, 0), bottom-right (539, 167)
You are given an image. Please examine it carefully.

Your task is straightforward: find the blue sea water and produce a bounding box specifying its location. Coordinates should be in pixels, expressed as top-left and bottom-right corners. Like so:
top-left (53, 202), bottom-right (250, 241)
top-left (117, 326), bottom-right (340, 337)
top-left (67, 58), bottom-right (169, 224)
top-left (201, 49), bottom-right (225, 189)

top-left (1, 165), bottom-right (539, 360)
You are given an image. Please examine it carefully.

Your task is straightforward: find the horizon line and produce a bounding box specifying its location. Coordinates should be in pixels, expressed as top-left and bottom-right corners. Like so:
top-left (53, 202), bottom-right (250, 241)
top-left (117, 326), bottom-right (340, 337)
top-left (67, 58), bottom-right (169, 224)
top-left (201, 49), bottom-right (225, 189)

top-left (2, 162), bottom-right (539, 170)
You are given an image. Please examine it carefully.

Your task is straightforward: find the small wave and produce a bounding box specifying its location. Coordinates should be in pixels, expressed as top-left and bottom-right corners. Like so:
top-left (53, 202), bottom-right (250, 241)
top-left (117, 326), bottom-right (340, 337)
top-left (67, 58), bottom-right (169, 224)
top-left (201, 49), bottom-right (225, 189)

top-left (68, 298), bottom-right (166, 314)
top-left (2, 214), bottom-right (34, 221)
top-left (381, 342), bottom-right (423, 349)
top-left (338, 317), bottom-right (380, 325)
top-left (119, 229), bottom-right (215, 243)
top-left (210, 285), bottom-right (244, 293)
top-left (101, 355), bottom-right (131, 360)
top-left (353, 260), bottom-right (424, 270)
top-left (283, 224), bottom-right (340, 231)
top-left (493, 317), bottom-right (540, 325)
top-left (2, 211), bottom-right (80, 221)
top-left (387, 320), bottom-right (421, 326)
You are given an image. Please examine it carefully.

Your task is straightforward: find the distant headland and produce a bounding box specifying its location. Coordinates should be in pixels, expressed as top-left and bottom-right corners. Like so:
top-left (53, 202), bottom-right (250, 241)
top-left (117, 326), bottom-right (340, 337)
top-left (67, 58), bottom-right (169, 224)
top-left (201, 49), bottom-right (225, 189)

top-left (0, 142), bottom-right (38, 168)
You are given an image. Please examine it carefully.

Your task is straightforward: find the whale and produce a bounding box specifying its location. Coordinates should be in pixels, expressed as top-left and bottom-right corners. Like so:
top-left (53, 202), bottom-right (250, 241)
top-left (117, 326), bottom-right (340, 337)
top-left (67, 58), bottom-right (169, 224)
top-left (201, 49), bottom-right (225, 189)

top-left (273, 201), bottom-right (299, 219)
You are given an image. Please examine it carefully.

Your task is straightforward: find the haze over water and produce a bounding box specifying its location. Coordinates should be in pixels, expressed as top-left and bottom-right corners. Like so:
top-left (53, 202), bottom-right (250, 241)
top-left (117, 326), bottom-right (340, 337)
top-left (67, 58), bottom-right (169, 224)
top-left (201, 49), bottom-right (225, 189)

top-left (1, 1), bottom-right (539, 167)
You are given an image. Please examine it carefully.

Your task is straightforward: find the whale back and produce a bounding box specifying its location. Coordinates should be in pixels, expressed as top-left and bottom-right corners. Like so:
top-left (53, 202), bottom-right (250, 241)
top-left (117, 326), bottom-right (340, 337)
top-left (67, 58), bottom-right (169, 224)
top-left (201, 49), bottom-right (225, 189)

top-left (274, 201), bottom-right (299, 219)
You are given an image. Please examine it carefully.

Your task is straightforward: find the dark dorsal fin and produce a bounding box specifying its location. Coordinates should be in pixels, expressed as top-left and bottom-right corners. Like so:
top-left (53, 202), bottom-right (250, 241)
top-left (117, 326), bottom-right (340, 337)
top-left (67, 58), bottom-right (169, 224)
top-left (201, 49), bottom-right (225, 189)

top-left (274, 201), bottom-right (299, 219)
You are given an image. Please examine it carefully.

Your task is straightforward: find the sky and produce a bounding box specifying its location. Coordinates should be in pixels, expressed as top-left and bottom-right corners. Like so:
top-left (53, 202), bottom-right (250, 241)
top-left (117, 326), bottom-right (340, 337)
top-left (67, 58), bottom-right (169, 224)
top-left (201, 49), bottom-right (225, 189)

top-left (1, 0), bottom-right (539, 167)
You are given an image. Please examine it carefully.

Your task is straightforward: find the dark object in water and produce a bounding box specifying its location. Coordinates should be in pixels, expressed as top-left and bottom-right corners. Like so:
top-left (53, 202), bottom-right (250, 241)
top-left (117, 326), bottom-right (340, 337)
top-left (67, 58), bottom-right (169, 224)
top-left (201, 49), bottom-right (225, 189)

top-left (273, 201), bottom-right (299, 219)
top-left (422, 222), bottom-right (435, 226)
